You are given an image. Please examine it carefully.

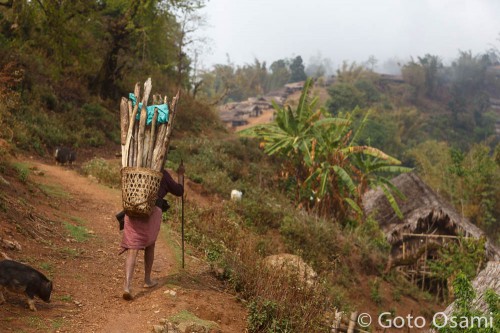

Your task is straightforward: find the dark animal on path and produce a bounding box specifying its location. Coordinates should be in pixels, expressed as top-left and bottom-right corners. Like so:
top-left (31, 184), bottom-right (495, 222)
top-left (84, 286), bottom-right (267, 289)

top-left (0, 260), bottom-right (53, 311)
top-left (54, 147), bottom-right (76, 165)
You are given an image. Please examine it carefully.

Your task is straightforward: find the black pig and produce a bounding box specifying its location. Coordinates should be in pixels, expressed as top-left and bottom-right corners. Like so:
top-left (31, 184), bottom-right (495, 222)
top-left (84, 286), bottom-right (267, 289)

top-left (0, 260), bottom-right (53, 311)
top-left (54, 147), bottom-right (76, 165)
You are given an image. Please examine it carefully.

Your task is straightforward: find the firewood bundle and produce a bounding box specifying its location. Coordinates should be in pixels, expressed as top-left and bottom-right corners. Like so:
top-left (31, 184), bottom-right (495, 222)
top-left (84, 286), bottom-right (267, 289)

top-left (119, 78), bottom-right (180, 171)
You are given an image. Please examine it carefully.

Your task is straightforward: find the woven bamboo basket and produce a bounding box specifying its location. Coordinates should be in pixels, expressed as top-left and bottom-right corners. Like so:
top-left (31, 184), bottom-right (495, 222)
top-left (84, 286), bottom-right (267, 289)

top-left (121, 167), bottom-right (162, 218)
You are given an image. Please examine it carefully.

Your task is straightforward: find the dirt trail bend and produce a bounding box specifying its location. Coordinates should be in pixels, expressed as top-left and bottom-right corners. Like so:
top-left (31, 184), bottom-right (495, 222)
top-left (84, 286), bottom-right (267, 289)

top-left (0, 159), bottom-right (246, 333)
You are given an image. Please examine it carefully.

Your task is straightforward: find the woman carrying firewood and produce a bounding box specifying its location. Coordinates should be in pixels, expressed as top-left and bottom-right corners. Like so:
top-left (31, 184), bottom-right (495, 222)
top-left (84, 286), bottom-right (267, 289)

top-left (120, 163), bottom-right (185, 300)
top-left (117, 78), bottom-right (184, 300)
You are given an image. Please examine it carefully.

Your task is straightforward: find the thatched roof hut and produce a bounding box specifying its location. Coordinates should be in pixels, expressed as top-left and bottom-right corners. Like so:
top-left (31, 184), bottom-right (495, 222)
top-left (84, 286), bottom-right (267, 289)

top-left (362, 173), bottom-right (500, 261)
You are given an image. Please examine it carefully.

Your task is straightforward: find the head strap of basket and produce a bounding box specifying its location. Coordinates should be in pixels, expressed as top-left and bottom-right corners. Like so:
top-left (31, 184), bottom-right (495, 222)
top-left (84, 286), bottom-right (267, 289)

top-left (119, 78), bottom-right (180, 217)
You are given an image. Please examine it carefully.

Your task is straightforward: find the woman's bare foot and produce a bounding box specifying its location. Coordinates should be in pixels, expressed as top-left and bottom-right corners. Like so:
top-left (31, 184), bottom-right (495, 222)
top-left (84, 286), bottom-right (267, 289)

top-left (143, 280), bottom-right (158, 288)
top-left (122, 290), bottom-right (133, 300)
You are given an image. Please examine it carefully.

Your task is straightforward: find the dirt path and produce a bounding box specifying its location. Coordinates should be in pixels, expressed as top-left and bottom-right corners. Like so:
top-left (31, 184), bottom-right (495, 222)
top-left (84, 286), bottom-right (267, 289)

top-left (0, 159), bottom-right (246, 333)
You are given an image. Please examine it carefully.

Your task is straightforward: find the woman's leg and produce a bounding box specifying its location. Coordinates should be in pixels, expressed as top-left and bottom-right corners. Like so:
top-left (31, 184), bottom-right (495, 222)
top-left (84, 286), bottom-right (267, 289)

top-left (123, 249), bottom-right (138, 299)
top-left (144, 242), bottom-right (158, 287)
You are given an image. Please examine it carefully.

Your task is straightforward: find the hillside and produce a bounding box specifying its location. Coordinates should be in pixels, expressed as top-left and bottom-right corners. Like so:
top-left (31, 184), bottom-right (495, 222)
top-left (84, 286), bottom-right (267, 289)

top-left (0, 150), bottom-right (247, 332)
top-left (0, 133), bottom-right (451, 333)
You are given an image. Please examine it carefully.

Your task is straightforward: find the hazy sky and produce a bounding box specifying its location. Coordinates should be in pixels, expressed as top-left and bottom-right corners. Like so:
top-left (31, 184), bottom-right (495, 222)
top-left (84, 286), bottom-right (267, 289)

top-left (194, 0), bottom-right (500, 73)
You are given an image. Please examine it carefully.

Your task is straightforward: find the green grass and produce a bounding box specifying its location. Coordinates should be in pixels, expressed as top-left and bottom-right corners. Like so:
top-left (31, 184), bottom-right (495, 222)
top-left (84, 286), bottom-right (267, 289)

top-left (168, 310), bottom-right (218, 330)
top-left (81, 157), bottom-right (121, 188)
top-left (69, 215), bottom-right (86, 225)
top-left (59, 247), bottom-right (82, 258)
top-left (160, 223), bottom-right (182, 270)
top-left (26, 316), bottom-right (47, 330)
top-left (38, 183), bottom-right (70, 198)
top-left (12, 162), bottom-right (30, 183)
top-left (370, 278), bottom-right (382, 306)
top-left (58, 294), bottom-right (73, 302)
top-left (39, 262), bottom-right (54, 276)
top-left (51, 318), bottom-right (65, 330)
top-left (64, 222), bottom-right (91, 242)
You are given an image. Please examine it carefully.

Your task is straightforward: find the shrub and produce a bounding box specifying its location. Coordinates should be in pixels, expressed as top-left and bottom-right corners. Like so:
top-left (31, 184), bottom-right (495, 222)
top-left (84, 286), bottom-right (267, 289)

top-left (175, 95), bottom-right (222, 134)
top-left (12, 161), bottom-right (30, 183)
top-left (81, 158), bottom-right (120, 188)
top-left (370, 278), bottom-right (382, 306)
top-left (280, 214), bottom-right (343, 273)
top-left (247, 298), bottom-right (291, 333)
top-left (434, 273), bottom-right (499, 332)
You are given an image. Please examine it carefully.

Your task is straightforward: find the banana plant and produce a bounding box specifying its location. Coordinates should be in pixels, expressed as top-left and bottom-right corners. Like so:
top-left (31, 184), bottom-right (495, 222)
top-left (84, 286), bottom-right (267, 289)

top-left (240, 78), bottom-right (410, 220)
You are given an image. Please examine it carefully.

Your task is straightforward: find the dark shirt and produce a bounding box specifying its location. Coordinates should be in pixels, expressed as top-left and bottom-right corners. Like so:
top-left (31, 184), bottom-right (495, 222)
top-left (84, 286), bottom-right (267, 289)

top-left (157, 169), bottom-right (184, 199)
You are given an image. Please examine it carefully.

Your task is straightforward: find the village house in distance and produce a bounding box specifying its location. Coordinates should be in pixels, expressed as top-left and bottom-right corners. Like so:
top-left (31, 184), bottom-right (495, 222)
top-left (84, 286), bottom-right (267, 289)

top-left (218, 81), bottom-right (305, 129)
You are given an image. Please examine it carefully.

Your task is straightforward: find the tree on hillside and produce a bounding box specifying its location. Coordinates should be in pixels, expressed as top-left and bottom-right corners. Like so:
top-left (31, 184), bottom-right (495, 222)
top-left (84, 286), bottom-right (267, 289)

top-left (335, 61), bottom-right (372, 84)
top-left (401, 60), bottom-right (426, 101)
top-left (90, 0), bottom-right (207, 99)
top-left (170, 0), bottom-right (207, 91)
top-left (198, 62), bottom-right (236, 103)
top-left (401, 54), bottom-right (443, 101)
top-left (234, 59), bottom-right (268, 99)
top-left (327, 83), bottom-right (363, 114)
top-left (451, 51), bottom-right (490, 96)
top-left (409, 141), bottom-right (500, 242)
top-left (305, 52), bottom-right (333, 78)
top-left (90, 0), bottom-right (144, 99)
top-left (268, 59), bottom-right (290, 91)
top-left (0, 0), bottom-right (207, 91)
top-left (0, 0), bottom-right (101, 70)
top-left (417, 54), bottom-right (442, 98)
top-left (197, 58), bottom-right (270, 103)
top-left (326, 62), bottom-right (379, 114)
top-left (0, 0), bottom-right (210, 152)
top-left (289, 55), bottom-right (307, 83)
top-left (448, 51), bottom-right (491, 133)
top-left (241, 79), bottom-right (409, 220)
top-left (364, 55), bottom-right (378, 71)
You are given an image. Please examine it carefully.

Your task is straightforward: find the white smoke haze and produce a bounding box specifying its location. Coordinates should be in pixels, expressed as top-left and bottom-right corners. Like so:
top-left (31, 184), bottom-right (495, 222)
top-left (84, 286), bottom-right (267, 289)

top-left (195, 0), bottom-right (500, 72)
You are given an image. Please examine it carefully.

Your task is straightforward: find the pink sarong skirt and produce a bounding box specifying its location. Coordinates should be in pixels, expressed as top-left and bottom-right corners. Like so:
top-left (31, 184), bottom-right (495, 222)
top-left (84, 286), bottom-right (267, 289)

top-left (120, 206), bottom-right (162, 251)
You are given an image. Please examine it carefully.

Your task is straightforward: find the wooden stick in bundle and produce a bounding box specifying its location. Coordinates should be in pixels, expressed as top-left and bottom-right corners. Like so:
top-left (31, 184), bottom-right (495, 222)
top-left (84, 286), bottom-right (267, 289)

top-left (144, 94), bottom-right (160, 167)
top-left (152, 122), bottom-right (167, 171)
top-left (129, 121), bottom-right (139, 167)
top-left (120, 97), bottom-right (129, 166)
top-left (136, 78), bottom-right (152, 168)
top-left (146, 108), bottom-right (159, 168)
top-left (153, 94), bottom-right (160, 105)
top-left (155, 94), bottom-right (171, 171)
top-left (123, 82), bottom-right (141, 167)
top-left (149, 95), bottom-right (168, 170)
top-left (161, 91), bottom-right (180, 167)
top-left (136, 104), bottom-right (147, 168)
top-left (143, 125), bottom-right (151, 167)
top-left (126, 99), bottom-right (133, 165)
top-left (151, 91), bottom-right (180, 171)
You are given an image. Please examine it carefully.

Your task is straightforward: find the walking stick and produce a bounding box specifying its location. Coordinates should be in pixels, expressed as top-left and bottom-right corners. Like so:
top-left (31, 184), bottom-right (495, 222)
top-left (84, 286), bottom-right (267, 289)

top-left (180, 159), bottom-right (185, 269)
